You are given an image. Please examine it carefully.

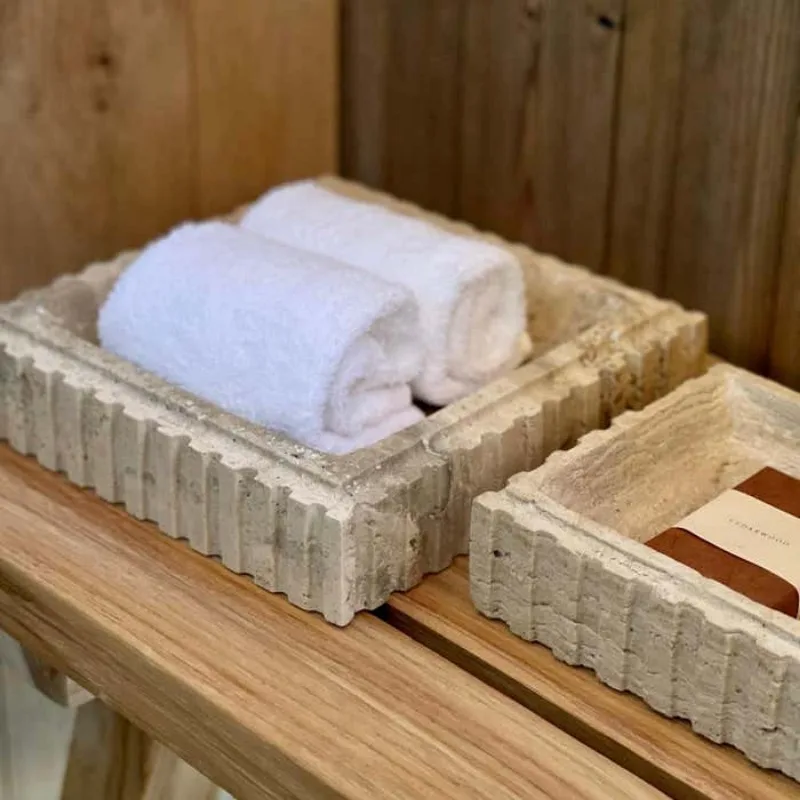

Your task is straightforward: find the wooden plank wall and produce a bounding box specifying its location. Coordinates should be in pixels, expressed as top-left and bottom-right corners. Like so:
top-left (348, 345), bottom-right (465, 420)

top-left (342, 0), bottom-right (800, 386)
top-left (0, 0), bottom-right (338, 301)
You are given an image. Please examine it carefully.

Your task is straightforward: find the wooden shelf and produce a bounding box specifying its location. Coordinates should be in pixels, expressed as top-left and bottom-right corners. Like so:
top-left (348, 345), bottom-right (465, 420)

top-left (0, 445), bottom-right (661, 800)
top-left (386, 558), bottom-right (799, 800)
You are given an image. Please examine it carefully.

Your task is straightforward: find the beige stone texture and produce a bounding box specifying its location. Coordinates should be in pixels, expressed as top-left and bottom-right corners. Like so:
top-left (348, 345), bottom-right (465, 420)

top-left (0, 178), bottom-right (706, 625)
top-left (471, 364), bottom-right (800, 778)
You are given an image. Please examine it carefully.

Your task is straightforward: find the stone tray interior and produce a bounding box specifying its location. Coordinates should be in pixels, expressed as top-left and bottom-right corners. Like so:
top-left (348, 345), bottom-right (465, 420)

top-left (471, 364), bottom-right (800, 778)
top-left (0, 177), bottom-right (706, 625)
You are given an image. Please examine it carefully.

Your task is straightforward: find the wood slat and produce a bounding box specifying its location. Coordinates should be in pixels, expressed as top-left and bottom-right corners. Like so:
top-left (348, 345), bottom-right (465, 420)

top-left (0, 0), bottom-right (130, 296)
top-left (192, 0), bottom-right (338, 218)
top-left (384, 558), bottom-right (799, 800)
top-left (342, 0), bottom-right (624, 266)
top-left (769, 116), bottom-right (800, 390)
top-left (342, 0), bottom-right (800, 384)
top-left (609, 0), bottom-right (800, 371)
top-left (511, 0), bottom-right (623, 268)
top-left (0, 0), bottom-right (338, 301)
top-left (340, 0), bottom-right (391, 189)
top-left (342, 0), bottom-right (464, 216)
top-left (0, 445), bottom-right (663, 800)
top-left (605, 0), bottom-right (687, 294)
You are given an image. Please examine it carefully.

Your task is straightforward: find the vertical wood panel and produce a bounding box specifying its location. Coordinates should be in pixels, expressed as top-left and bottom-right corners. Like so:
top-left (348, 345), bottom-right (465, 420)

top-left (386, 0), bottom-right (464, 216)
top-left (606, 0), bottom-right (687, 294)
top-left (517, 0), bottom-right (623, 268)
top-left (608, 0), bottom-right (800, 369)
top-left (458, 0), bottom-right (539, 242)
top-left (769, 118), bottom-right (800, 389)
top-left (343, 0), bottom-right (624, 266)
top-left (0, 0), bottom-right (116, 294)
top-left (192, 0), bottom-right (338, 218)
top-left (662, 0), bottom-right (800, 369)
top-left (342, 0), bottom-right (800, 380)
top-left (341, 0), bottom-right (391, 188)
top-left (342, 0), bottom-right (464, 217)
top-left (0, 0), bottom-right (338, 301)
top-left (104, 2), bottom-right (196, 253)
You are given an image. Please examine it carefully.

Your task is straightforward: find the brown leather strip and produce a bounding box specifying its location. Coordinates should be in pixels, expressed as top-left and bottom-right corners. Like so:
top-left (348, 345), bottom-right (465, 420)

top-left (647, 468), bottom-right (800, 618)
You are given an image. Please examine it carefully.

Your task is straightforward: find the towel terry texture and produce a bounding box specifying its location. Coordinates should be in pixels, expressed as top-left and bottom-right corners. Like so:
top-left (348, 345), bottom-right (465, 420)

top-left (240, 181), bottom-right (528, 406)
top-left (98, 222), bottom-right (424, 454)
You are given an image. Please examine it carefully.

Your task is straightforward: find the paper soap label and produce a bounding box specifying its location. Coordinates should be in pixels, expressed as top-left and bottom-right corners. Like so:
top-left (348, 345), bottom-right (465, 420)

top-left (677, 489), bottom-right (800, 603)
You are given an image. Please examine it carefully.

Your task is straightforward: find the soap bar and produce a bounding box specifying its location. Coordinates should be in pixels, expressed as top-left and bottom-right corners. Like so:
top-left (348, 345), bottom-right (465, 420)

top-left (647, 468), bottom-right (800, 617)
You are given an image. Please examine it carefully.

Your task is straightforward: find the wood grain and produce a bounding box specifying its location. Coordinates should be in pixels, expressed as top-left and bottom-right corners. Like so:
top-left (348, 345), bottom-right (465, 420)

top-left (0, 630), bottom-right (223, 799)
top-left (514, 0), bottom-right (623, 268)
top-left (342, 0), bottom-right (800, 385)
top-left (341, 0), bottom-right (391, 188)
top-left (61, 701), bottom-right (150, 800)
top-left (385, 558), bottom-right (799, 800)
top-left (606, 0), bottom-right (687, 294)
top-left (142, 742), bottom-right (220, 800)
top-left (192, 0), bottom-right (338, 218)
top-left (658, 0), bottom-right (800, 370)
top-left (458, 0), bottom-right (539, 242)
top-left (0, 0), bottom-right (338, 301)
top-left (0, 445), bottom-right (663, 800)
top-left (342, 0), bottom-right (624, 265)
top-left (769, 116), bottom-right (800, 390)
top-left (342, 0), bottom-right (464, 216)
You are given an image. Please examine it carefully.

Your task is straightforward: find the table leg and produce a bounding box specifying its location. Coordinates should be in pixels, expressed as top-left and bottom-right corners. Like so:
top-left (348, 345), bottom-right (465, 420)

top-left (0, 660), bottom-right (75, 800)
top-left (61, 702), bottom-right (226, 800)
top-left (60, 700), bottom-right (150, 800)
top-left (0, 633), bottom-right (228, 800)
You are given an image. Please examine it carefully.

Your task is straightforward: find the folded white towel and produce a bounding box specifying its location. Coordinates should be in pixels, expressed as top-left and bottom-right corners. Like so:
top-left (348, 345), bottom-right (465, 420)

top-left (98, 222), bottom-right (424, 454)
top-left (240, 181), bottom-right (528, 406)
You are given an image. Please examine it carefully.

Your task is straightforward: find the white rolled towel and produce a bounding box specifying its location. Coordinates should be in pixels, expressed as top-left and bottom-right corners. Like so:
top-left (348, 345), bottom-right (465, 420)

top-left (98, 222), bottom-right (424, 454)
top-left (240, 181), bottom-right (528, 406)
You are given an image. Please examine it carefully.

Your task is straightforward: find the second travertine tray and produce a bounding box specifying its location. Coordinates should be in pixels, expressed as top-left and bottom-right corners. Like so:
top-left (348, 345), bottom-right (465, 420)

top-left (471, 365), bottom-right (800, 778)
top-left (0, 177), bottom-right (706, 624)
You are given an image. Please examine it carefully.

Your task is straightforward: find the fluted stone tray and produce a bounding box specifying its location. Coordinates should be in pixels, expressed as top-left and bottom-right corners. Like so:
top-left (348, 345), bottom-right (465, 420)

top-left (0, 178), bottom-right (706, 625)
top-left (471, 364), bottom-right (800, 778)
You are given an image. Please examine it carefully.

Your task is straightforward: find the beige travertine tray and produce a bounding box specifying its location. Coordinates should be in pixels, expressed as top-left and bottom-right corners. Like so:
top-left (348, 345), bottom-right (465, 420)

top-left (0, 177), bottom-right (706, 625)
top-left (471, 364), bottom-right (800, 778)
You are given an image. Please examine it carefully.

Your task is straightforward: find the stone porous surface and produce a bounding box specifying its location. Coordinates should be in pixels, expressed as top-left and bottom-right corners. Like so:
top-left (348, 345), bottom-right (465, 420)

top-left (471, 364), bottom-right (800, 779)
top-left (0, 177), bottom-right (706, 625)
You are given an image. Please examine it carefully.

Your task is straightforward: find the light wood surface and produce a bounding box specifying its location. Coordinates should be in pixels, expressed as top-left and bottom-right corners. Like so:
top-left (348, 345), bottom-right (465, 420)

top-left (0, 445), bottom-right (663, 800)
top-left (0, 0), bottom-right (338, 302)
top-left (385, 558), bottom-right (799, 800)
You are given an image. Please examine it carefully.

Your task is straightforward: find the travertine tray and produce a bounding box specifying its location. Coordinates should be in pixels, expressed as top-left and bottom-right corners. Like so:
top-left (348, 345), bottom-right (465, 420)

top-left (471, 364), bottom-right (800, 778)
top-left (0, 177), bottom-right (706, 625)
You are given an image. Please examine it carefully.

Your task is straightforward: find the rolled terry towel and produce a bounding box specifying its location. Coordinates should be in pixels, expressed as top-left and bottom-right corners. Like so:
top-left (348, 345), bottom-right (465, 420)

top-left (240, 181), bottom-right (528, 406)
top-left (98, 222), bottom-right (424, 454)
